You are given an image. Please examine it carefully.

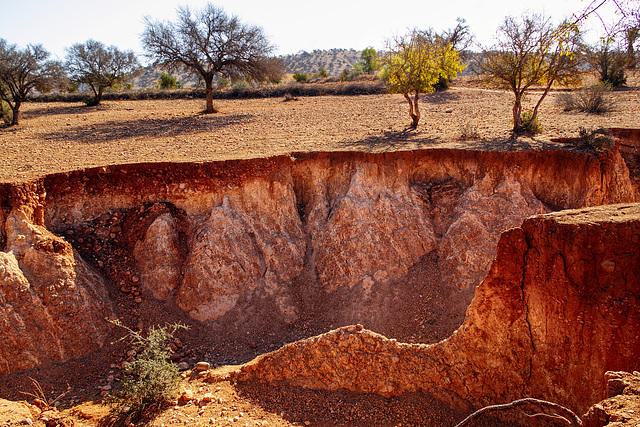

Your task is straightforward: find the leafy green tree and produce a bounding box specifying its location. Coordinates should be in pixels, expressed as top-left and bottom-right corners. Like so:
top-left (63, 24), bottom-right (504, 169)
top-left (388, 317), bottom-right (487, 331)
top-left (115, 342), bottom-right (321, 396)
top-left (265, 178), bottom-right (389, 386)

top-left (0, 39), bottom-right (66, 126)
top-left (142, 3), bottom-right (276, 114)
top-left (317, 67), bottom-right (329, 78)
top-left (476, 14), bottom-right (583, 133)
top-left (158, 72), bottom-right (182, 89)
top-left (382, 29), bottom-right (464, 128)
top-left (65, 40), bottom-right (141, 106)
top-left (359, 47), bottom-right (380, 74)
top-left (293, 71), bottom-right (308, 82)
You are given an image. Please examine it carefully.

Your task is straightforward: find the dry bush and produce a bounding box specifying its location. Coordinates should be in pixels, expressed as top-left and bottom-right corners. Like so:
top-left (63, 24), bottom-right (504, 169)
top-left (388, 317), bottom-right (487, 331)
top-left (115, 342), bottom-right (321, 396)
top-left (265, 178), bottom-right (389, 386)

top-left (556, 83), bottom-right (616, 114)
top-left (459, 121), bottom-right (481, 140)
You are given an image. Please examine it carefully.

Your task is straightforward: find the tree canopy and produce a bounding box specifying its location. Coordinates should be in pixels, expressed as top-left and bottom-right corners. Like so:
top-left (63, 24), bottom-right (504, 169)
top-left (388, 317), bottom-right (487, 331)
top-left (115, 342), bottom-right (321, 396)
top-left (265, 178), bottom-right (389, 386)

top-left (65, 40), bottom-right (140, 106)
top-left (141, 2), bottom-right (277, 113)
top-left (476, 14), bottom-right (583, 133)
top-left (382, 29), bottom-right (464, 128)
top-left (0, 39), bottom-right (65, 126)
top-left (359, 47), bottom-right (380, 74)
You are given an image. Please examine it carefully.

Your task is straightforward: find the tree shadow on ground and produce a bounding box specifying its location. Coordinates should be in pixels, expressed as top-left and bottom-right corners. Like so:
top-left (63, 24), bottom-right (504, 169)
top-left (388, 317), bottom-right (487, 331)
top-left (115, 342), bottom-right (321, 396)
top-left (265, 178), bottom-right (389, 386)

top-left (39, 113), bottom-right (255, 144)
top-left (342, 128), bottom-right (567, 153)
top-left (22, 104), bottom-right (90, 118)
top-left (341, 128), bottom-right (442, 151)
top-left (423, 90), bottom-right (462, 104)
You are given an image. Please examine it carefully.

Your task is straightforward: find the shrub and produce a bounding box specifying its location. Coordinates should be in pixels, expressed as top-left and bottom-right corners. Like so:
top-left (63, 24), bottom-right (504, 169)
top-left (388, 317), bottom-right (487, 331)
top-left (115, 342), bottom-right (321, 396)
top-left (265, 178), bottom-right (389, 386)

top-left (1, 100), bottom-right (12, 125)
top-left (519, 109), bottom-right (543, 134)
top-left (316, 67), bottom-right (328, 78)
top-left (577, 127), bottom-right (616, 152)
top-left (217, 77), bottom-right (230, 88)
top-left (340, 68), bottom-right (351, 82)
top-left (283, 93), bottom-right (298, 102)
top-left (556, 83), bottom-right (616, 114)
top-left (459, 121), bottom-right (481, 140)
top-left (106, 320), bottom-right (188, 425)
top-left (588, 43), bottom-right (628, 87)
top-left (293, 71), bottom-right (308, 82)
top-left (232, 78), bottom-right (251, 90)
top-left (158, 72), bottom-right (182, 89)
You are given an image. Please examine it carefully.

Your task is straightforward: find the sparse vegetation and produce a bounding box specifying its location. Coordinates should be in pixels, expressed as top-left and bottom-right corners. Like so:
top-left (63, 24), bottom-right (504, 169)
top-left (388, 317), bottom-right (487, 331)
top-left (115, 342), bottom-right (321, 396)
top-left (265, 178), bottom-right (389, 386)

top-left (65, 39), bottom-right (141, 106)
top-left (293, 71), bottom-right (308, 82)
top-left (106, 320), bottom-right (188, 426)
top-left (576, 126), bottom-right (617, 151)
top-left (519, 109), bottom-right (544, 134)
top-left (587, 41), bottom-right (628, 87)
top-left (1, 100), bottom-right (11, 124)
top-left (459, 121), bottom-right (481, 140)
top-left (157, 72), bottom-right (183, 89)
top-left (556, 82), bottom-right (616, 114)
top-left (0, 39), bottom-right (66, 125)
top-left (382, 28), bottom-right (464, 128)
top-left (476, 14), bottom-right (583, 133)
top-left (141, 2), bottom-right (277, 114)
top-left (283, 92), bottom-right (298, 102)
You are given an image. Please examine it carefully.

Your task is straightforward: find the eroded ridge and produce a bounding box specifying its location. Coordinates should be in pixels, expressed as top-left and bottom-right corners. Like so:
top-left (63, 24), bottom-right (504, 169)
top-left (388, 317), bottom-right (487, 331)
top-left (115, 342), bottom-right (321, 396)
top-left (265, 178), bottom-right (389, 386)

top-left (233, 204), bottom-right (640, 416)
top-left (0, 146), bottom-right (637, 379)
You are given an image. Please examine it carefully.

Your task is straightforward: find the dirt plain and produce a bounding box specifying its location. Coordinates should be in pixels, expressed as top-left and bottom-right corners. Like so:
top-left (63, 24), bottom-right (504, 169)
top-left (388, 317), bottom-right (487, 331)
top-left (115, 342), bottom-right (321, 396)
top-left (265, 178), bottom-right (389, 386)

top-left (1, 73), bottom-right (639, 184)
top-left (1, 74), bottom-right (639, 427)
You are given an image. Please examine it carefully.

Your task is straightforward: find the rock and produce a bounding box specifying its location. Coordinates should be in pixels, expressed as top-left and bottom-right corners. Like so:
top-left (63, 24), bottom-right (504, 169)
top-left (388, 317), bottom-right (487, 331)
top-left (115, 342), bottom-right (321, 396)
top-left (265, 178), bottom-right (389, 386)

top-left (176, 179), bottom-right (306, 322)
top-left (437, 173), bottom-right (547, 293)
top-left (309, 162), bottom-right (437, 293)
top-left (583, 371), bottom-right (640, 427)
top-left (177, 361), bottom-right (189, 371)
top-left (133, 213), bottom-right (181, 300)
top-left (179, 389), bottom-right (194, 403)
top-left (196, 361), bottom-right (210, 371)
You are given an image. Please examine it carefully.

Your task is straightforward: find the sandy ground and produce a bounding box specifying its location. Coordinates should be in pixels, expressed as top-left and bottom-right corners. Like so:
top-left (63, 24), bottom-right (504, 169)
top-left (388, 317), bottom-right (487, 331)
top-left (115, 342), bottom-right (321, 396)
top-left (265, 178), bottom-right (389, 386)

top-left (1, 74), bottom-right (639, 183)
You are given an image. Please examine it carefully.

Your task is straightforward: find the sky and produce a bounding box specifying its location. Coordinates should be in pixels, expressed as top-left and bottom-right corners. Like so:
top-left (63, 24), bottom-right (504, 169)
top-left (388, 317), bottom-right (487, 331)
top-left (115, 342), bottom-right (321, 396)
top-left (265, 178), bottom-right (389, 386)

top-left (1, 0), bottom-right (624, 63)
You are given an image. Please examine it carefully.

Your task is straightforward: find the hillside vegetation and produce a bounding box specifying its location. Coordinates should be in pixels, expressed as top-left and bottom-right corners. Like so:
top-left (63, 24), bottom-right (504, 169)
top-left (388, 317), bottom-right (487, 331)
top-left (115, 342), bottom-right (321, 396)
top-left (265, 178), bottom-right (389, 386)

top-left (280, 49), bottom-right (362, 76)
top-left (131, 49), bottom-right (363, 89)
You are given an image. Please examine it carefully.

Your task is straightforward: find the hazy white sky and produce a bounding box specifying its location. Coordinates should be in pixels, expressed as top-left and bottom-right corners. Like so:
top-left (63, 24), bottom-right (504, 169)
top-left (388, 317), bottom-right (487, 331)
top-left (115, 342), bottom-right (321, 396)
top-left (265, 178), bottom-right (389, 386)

top-left (1, 0), bottom-right (622, 62)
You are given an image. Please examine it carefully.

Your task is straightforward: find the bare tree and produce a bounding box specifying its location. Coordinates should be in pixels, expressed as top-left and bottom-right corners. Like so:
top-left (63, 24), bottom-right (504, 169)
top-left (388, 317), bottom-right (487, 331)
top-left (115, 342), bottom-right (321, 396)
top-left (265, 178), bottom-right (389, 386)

top-left (444, 18), bottom-right (474, 53)
top-left (476, 14), bottom-right (583, 133)
top-left (65, 40), bottom-right (141, 106)
top-left (0, 39), bottom-right (66, 126)
top-left (141, 3), bottom-right (276, 113)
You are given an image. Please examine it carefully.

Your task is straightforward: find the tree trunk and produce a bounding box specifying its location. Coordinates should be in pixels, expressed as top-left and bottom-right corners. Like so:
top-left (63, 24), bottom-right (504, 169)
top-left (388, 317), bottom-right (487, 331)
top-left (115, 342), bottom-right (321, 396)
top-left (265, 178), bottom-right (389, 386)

top-left (512, 93), bottom-right (522, 132)
top-left (404, 92), bottom-right (420, 128)
top-left (10, 100), bottom-right (20, 126)
top-left (205, 77), bottom-right (215, 114)
top-left (529, 80), bottom-right (554, 132)
top-left (412, 92), bottom-right (421, 128)
top-left (96, 87), bottom-right (103, 106)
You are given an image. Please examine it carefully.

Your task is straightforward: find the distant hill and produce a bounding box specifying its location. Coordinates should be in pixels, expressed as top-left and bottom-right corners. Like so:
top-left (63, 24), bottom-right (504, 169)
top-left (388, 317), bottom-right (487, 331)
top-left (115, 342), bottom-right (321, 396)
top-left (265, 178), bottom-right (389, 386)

top-left (131, 66), bottom-right (201, 90)
top-left (280, 49), bottom-right (362, 77)
top-left (130, 49), bottom-right (365, 89)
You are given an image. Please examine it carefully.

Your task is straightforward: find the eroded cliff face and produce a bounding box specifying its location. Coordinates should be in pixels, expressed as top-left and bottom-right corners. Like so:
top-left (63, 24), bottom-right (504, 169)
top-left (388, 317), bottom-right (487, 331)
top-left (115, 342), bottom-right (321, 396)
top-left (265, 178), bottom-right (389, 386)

top-left (0, 143), bottom-right (636, 375)
top-left (0, 183), bottom-right (113, 375)
top-left (234, 203), bottom-right (640, 416)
